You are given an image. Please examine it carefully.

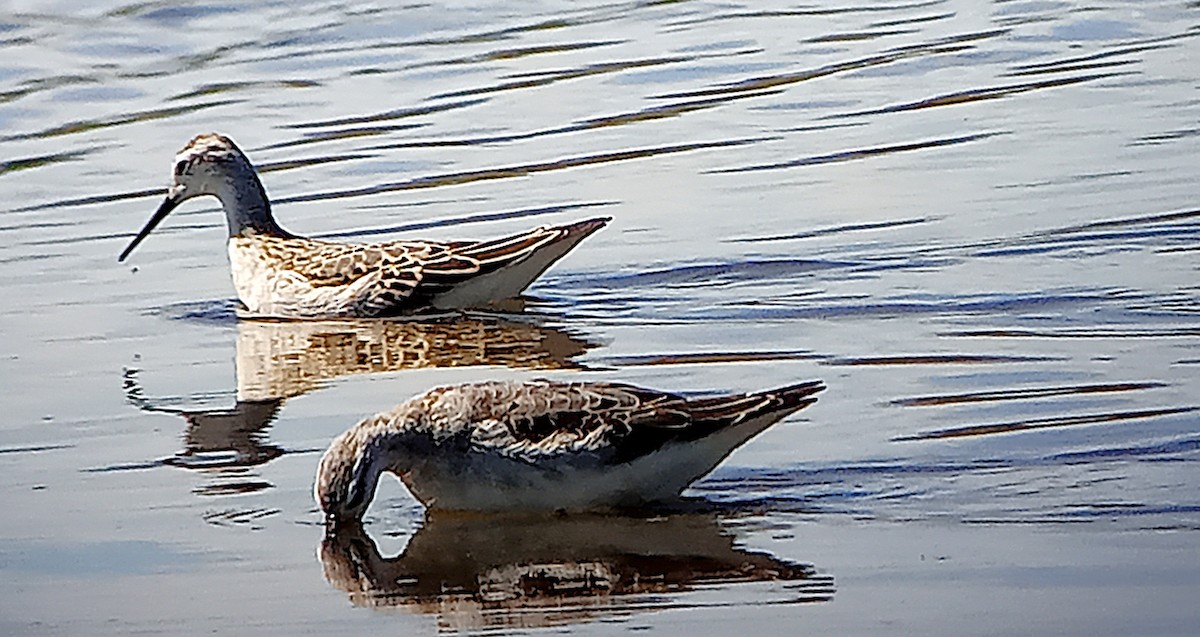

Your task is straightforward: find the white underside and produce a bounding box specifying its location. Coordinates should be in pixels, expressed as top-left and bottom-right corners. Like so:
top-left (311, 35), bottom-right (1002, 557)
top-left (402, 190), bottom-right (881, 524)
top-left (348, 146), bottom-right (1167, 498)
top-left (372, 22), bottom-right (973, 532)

top-left (428, 230), bottom-right (590, 310)
top-left (228, 239), bottom-right (354, 317)
top-left (388, 411), bottom-right (790, 511)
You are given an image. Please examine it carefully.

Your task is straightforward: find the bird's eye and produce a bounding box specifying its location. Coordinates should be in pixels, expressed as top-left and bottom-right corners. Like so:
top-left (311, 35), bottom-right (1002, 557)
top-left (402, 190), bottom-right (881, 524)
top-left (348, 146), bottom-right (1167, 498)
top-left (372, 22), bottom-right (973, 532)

top-left (173, 160), bottom-right (189, 176)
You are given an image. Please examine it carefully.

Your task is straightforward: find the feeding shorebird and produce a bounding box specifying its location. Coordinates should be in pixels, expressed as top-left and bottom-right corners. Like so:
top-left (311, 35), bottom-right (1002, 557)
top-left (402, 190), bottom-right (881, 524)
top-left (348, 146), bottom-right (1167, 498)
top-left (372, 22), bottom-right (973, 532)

top-left (315, 378), bottom-right (824, 520)
top-left (118, 134), bottom-right (609, 318)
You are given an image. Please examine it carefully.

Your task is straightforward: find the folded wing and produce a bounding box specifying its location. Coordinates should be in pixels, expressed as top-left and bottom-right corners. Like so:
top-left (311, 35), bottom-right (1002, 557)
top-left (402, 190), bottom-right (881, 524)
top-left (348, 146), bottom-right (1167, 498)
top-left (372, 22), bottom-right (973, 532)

top-left (462, 380), bottom-right (824, 464)
top-left (284, 223), bottom-right (597, 315)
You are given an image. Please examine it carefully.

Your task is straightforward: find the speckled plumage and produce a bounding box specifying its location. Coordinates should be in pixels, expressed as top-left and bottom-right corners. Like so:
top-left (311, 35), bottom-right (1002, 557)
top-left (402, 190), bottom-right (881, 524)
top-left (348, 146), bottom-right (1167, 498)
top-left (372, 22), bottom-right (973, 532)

top-left (119, 133), bottom-right (608, 318)
top-left (314, 379), bottom-right (825, 518)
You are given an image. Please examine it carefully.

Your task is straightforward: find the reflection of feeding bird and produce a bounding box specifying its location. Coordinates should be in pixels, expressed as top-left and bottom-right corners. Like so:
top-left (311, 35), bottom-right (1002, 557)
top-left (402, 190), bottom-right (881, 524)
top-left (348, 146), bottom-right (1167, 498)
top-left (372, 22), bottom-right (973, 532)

top-left (118, 133), bottom-right (608, 318)
top-left (315, 379), bottom-right (824, 518)
top-left (320, 513), bottom-right (833, 631)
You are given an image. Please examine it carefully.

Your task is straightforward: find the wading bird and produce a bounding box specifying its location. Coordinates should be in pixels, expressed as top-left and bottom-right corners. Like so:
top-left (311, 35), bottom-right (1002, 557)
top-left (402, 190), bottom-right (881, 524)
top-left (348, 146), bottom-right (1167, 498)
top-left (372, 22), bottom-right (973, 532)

top-left (119, 134), bottom-right (608, 318)
top-left (315, 378), bottom-right (824, 520)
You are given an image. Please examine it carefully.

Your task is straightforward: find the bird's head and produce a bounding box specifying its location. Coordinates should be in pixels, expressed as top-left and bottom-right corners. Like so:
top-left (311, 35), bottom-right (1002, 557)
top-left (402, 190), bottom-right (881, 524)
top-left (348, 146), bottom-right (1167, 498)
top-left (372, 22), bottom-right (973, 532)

top-left (314, 427), bottom-right (385, 525)
top-left (119, 133), bottom-right (265, 261)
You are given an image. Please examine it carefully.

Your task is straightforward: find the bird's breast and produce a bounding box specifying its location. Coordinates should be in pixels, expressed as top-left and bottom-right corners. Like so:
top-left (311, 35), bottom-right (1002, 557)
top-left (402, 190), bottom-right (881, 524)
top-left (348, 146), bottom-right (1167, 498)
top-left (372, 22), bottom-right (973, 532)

top-left (228, 238), bottom-right (285, 314)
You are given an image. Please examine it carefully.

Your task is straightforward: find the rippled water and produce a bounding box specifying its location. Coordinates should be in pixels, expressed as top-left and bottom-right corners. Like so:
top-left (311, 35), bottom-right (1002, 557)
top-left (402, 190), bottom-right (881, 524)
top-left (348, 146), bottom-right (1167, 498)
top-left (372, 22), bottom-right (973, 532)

top-left (2, 1), bottom-right (1199, 635)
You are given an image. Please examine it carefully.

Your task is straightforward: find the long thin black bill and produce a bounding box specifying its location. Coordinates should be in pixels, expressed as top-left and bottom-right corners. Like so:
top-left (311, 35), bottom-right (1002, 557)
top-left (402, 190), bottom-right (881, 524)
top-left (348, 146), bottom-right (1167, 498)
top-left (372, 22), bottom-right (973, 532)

top-left (118, 195), bottom-right (181, 262)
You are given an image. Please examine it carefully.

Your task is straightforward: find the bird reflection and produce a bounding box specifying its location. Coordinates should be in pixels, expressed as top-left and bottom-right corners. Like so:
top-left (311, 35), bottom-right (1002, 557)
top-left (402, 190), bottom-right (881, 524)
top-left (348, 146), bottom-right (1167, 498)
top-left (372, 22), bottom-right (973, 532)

top-left (234, 315), bottom-right (593, 402)
top-left (320, 511), bottom-right (834, 631)
top-left (124, 315), bottom-right (596, 494)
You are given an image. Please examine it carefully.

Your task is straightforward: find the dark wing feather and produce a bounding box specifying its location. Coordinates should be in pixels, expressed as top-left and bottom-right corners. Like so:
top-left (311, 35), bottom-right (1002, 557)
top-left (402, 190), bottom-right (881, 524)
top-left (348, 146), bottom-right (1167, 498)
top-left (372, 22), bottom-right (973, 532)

top-left (458, 380), bottom-right (823, 464)
top-left (455, 227), bottom-right (563, 265)
top-left (499, 381), bottom-right (692, 439)
top-left (686, 380), bottom-right (825, 429)
top-left (609, 380), bottom-right (825, 459)
top-left (418, 226), bottom-right (565, 290)
top-left (462, 381), bottom-right (691, 462)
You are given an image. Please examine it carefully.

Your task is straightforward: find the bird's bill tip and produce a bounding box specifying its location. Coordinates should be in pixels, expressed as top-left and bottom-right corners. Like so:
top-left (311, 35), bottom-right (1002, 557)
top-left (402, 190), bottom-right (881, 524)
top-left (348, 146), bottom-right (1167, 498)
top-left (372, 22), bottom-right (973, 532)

top-left (118, 192), bottom-right (182, 262)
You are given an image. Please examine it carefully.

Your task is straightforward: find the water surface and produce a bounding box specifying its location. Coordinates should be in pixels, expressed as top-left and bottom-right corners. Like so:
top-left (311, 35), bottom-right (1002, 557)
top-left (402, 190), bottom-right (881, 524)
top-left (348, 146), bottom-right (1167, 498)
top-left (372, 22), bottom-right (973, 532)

top-left (1, 1), bottom-right (1198, 635)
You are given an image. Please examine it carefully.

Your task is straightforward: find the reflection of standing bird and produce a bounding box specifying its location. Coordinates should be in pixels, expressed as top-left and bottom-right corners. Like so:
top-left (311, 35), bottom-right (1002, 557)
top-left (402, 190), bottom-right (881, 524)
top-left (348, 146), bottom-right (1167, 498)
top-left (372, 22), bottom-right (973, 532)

top-left (118, 133), bottom-right (608, 318)
top-left (315, 379), bottom-right (824, 518)
top-left (234, 316), bottom-right (596, 401)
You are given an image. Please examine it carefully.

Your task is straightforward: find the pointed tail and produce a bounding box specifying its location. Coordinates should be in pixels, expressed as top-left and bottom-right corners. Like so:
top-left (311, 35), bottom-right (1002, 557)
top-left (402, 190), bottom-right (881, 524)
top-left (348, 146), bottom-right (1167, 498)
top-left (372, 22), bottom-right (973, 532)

top-left (687, 380), bottom-right (825, 427)
top-left (455, 217), bottom-right (610, 268)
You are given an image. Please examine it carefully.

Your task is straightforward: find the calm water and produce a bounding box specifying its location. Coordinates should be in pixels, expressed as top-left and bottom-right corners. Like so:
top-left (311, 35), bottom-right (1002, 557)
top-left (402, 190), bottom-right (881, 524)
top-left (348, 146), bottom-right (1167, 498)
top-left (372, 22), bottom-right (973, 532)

top-left (2, 0), bottom-right (1199, 634)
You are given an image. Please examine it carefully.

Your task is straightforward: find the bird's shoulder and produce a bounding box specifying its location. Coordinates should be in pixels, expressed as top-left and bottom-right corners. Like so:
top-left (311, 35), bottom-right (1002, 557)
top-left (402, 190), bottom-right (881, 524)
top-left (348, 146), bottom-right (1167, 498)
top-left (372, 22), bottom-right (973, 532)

top-left (423, 381), bottom-right (694, 461)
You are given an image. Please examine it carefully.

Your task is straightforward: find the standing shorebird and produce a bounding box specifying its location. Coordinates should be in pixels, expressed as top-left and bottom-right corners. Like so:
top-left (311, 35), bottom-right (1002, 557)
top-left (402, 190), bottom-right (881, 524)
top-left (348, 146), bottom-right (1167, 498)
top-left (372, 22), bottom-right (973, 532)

top-left (118, 134), bottom-right (609, 318)
top-left (315, 379), bottom-right (825, 520)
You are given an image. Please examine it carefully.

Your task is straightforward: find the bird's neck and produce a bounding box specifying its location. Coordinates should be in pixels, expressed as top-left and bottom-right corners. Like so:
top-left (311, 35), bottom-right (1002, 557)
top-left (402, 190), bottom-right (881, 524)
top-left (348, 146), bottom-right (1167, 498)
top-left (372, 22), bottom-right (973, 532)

top-left (356, 416), bottom-right (422, 473)
top-left (218, 164), bottom-right (290, 239)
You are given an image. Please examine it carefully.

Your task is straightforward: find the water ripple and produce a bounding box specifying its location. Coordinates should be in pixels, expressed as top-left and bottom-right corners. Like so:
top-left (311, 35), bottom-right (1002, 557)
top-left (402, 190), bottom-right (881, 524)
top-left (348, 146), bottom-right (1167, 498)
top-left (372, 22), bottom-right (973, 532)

top-left (710, 132), bottom-right (1003, 173)
top-left (0, 99), bottom-right (240, 142)
top-left (895, 406), bottom-right (1200, 441)
top-left (657, 28), bottom-right (1009, 99)
top-left (825, 72), bottom-right (1126, 118)
top-left (893, 382), bottom-right (1168, 407)
top-left (276, 138), bottom-right (766, 205)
